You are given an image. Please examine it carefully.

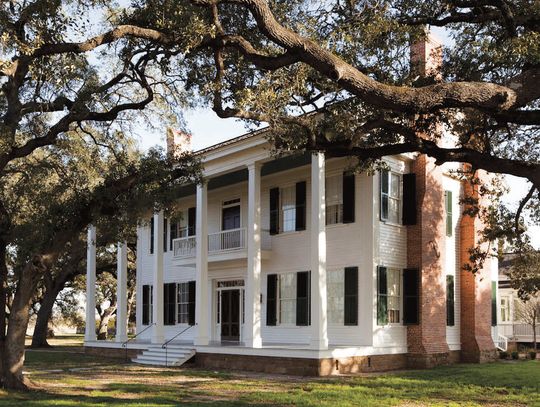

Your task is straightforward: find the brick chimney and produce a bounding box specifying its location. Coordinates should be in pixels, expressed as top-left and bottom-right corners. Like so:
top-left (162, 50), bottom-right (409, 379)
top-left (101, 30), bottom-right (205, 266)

top-left (166, 128), bottom-right (192, 159)
top-left (410, 29), bottom-right (443, 80)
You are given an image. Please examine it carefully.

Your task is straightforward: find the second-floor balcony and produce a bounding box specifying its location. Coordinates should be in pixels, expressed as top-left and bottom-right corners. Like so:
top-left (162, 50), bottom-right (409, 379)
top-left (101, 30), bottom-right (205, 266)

top-left (172, 228), bottom-right (271, 260)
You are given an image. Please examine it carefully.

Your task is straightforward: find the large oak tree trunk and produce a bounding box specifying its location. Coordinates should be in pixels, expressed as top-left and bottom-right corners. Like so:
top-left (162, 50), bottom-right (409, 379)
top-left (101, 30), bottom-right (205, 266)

top-left (97, 305), bottom-right (116, 340)
top-left (3, 255), bottom-right (51, 390)
top-left (0, 242), bottom-right (9, 380)
top-left (31, 281), bottom-right (65, 348)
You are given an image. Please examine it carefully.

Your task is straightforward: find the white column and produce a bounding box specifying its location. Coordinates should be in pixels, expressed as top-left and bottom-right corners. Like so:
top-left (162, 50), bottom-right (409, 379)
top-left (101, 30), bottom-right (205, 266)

top-left (245, 162), bottom-right (262, 348)
top-left (85, 225), bottom-right (97, 342)
top-left (310, 152), bottom-right (328, 350)
top-left (195, 183), bottom-right (209, 345)
top-left (115, 242), bottom-right (128, 343)
top-left (152, 211), bottom-right (165, 343)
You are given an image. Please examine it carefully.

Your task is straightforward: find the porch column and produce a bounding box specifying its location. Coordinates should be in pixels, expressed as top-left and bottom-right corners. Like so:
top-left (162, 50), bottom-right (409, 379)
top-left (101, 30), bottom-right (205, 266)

top-left (310, 152), bottom-right (328, 350)
top-left (245, 162), bottom-right (262, 348)
top-left (115, 242), bottom-right (128, 343)
top-left (195, 183), bottom-right (210, 345)
top-left (152, 211), bottom-right (165, 343)
top-left (84, 225), bottom-right (97, 342)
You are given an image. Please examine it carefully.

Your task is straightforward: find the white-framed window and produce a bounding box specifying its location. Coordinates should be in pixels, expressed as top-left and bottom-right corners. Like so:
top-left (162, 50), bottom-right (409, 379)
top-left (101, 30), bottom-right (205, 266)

top-left (387, 269), bottom-right (401, 323)
top-left (279, 272), bottom-right (296, 324)
top-left (280, 185), bottom-right (296, 233)
top-left (381, 170), bottom-right (402, 224)
top-left (177, 282), bottom-right (190, 324)
top-left (326, 174), bottom-right (343, 225)
top-left (327, 269), bottom-right (344, 324)
top-left (500, 296), bottom-right (511, 322)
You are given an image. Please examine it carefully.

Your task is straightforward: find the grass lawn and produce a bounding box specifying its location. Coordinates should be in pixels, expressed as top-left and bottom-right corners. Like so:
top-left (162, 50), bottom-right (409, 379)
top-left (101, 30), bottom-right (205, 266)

top-left (0, 337), bottom-right (537, 406)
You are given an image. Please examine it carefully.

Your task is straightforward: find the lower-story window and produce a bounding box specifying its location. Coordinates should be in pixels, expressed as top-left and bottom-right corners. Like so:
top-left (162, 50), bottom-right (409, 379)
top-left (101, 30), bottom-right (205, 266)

top-left (279, 272), bottom-right (296, 324)
top-left (266, 271), bottom-right (311, 326)
top-left (142, 284), bottom-right (153, 325)
top-left (177, 282), bottom-right (190, 324)
top-left (377, 266), bottom-right (401, 325)
top-left (327, 269), bottom-right (345, 324)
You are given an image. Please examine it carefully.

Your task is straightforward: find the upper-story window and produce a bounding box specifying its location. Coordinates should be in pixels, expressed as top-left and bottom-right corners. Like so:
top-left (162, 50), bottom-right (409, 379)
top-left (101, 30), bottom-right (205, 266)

top-left (380, 170), bottom-right (402, 224)
top-left (500, 296), bottom-right (511, 322)
top-left (169, 207), bottom-right (196, 250)
top-left (326, 174), bottom-right (343, 225)
top-left (270, 181), bottom-right (306, 234)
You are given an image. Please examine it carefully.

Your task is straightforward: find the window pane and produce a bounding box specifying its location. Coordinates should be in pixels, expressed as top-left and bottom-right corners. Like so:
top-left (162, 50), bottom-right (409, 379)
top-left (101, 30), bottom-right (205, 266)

top-left (390, 173), bottom-right (400, 198)
top-left (281, 186), bottom-right (296, 232)
top-left (327, 269), bottom-right (344, 324)
top-left (279, 273), bottom-right (296, 324)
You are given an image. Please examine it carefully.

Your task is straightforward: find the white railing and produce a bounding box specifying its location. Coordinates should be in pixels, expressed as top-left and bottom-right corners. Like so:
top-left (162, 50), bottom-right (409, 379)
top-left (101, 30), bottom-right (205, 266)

top-left (209, 228), bottom-right (246, 253)
top-left (173, 236), bottom-right (196, 258)
top-left (494, 333), bottom-right (508, 351)
top-left (497, 323), bottom-right (540, 339)
top-left (172, 228), bottom-right (272, 258)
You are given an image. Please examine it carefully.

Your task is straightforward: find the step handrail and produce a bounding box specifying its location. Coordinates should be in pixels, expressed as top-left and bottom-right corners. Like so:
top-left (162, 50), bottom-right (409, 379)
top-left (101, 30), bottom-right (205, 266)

top-left (161, 324), bottom-right (196, 367)
top-left (121, 322), bottom-right (155, 362)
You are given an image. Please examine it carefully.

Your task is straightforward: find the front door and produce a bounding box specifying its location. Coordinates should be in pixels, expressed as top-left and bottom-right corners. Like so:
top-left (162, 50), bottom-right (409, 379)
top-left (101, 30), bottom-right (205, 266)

top-left (220, 289), bottom-right (240, 342)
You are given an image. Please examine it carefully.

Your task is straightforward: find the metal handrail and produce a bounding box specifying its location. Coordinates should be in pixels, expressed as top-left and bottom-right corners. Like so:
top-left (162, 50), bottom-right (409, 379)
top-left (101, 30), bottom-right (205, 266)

top-left (121, 323), bottom-right (155, 362)
top-left (161, 324), bottom-right (195, 367)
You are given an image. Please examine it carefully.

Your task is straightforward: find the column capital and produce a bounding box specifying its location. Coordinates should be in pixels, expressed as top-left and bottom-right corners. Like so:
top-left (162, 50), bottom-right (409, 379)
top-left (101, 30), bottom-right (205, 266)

top-left (247, 161), bottom-right (262, 171)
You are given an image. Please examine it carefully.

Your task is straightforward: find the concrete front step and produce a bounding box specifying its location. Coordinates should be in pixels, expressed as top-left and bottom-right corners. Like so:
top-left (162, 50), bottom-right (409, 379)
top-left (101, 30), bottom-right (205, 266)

top-left (132, 347), bottom-right (196, 367)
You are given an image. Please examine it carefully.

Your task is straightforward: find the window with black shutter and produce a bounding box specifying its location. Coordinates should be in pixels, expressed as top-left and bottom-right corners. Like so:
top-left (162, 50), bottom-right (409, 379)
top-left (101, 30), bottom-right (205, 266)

top-left (142, 284), bottom-right (153, 325)
top-left (163, 218), bottom-right (168, 252)
top-left (295, 181), bottom-right (306, 231)
top-left (269, 188), bottom-right (280, 235)
top-left (377, 266), bottom-right (388, 325)
top-left (188, 207), bottom-right (196, 236)
top-left (446, 275), bottom-right (455, 326)
top-left (445, 191), bottom-right (453, 236)
top-left (164, 283), bottom-right (176, 325)
top-left (403, 268), bottom-right (420, 325)
top-left (296, 271), bottom-right (310, 326)
top-left (149, 217), bottom-right (154, 254)
top-left (188, 281), bottom-right (196, 326)
top-left (342, 173), bottom-right (355, 223)
top-left (380, 171), bottom-right (389, 221)
top-left (402, 174), bottom-right (417, 225)
top-left (344, 267), bottom-right (358, 325)
top-left (266, 274), bottom-right (277, 325)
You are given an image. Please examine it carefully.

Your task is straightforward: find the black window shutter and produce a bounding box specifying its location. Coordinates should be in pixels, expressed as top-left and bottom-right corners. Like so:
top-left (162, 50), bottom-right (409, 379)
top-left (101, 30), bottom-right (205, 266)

top-left (403, 268), bottom-right (420, 325)
top-left (163, 218), bottom-right (168, 252)
top-left (491, 281), bottom-right (497, 326)
top-left (402, 174), bottom-right (417, 225)
top-left (295, 181), bottom-right (306, 231)
top-left (446, 275), bottom-right (455, 326)
top-left (164, 283), bottom-right (176, 325)
top-left (342, 173), bottom-right (356, 223)
top-left (142, 285), bottom-right (150, 325)
top-left (344, 267), bottom-right (358, 325)
top-left (188, 281), bottom-right (196, 326)
top-left (296, 271), bottom-right (310, 326)
top-left (170, 222), bottom-right (178, 251)
top-left (266, 274), bottom-right (277, 325)
top-left (269, 188), bottom-right (280, 235)
top-left (380, 171), bottom-right (389, 221)
top-left (188, 207), bottom-right (196, 236)
top-left (445, 191), bottom-right (453, 237)
top-left (150, 217), bottom-right (154, 254)
top-left (377, 266), bottom-right (388, 325)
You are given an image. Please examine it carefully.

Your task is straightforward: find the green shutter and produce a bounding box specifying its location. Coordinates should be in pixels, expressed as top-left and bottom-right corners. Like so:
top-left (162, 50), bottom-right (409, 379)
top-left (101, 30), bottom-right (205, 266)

top-left (377, 266), bottom-right (388, 325)
top-left (446, 275), bottom-right (455, 326)
top-left (344, 267), bottom-right (358, 325)
top-left (491, 281), bottom-right (497, 326)
top-left (445, 191), bottom-right (453, 237)
top-left (403, 268), bottom-right (420, 325)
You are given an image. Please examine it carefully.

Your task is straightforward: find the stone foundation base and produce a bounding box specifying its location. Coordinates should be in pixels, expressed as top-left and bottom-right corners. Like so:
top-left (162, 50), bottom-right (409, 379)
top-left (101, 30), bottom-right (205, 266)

top-left (461, 348), bottom-right (497, 363)
top-left (85, 346), bottom-right (141, 360)
top-left (194, 353), bottom-right (407, 376)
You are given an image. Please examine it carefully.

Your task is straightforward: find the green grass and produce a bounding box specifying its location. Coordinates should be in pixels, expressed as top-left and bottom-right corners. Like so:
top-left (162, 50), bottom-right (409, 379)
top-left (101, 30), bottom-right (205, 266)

top-left (0, 339), bottom-right (537, 406)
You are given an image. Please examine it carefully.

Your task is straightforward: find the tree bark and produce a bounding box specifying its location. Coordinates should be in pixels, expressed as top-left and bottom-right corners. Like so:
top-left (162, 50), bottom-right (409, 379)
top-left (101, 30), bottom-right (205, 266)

top-left (2, 255), bottom-right (53, 390)
top-left (96, 305), bottom-right (116, 340)
top-left (30, 280), bottom-right (66, 348)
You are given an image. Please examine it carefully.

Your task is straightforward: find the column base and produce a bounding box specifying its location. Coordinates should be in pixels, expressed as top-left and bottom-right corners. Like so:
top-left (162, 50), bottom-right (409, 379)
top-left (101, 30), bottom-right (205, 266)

top-left (245, 337), bottom-right (263, 348)
top-left (194, 336), bottom-right (209, 346)
top-left (310, 337), bottom-right (329, 350)
top-left (115, 335), bottom-right (128, 343)
top-left (84, 334), bottom-right (97, 342)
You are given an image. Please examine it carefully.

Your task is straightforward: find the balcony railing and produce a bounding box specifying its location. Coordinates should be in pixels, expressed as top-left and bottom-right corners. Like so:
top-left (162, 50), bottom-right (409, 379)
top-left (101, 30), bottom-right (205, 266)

top-left (172, 228), bottom-right (271, 259)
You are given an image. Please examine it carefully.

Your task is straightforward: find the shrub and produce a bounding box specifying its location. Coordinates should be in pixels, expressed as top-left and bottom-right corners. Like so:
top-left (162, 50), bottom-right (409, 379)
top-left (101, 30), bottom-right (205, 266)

top-left (499, 351), bottom-right (509, 359)
top-left (529, 351), bottom-right (537, 360)
top-left (511, 351), bottom-right (519, 360)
